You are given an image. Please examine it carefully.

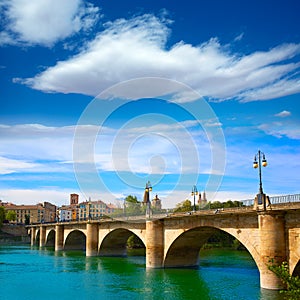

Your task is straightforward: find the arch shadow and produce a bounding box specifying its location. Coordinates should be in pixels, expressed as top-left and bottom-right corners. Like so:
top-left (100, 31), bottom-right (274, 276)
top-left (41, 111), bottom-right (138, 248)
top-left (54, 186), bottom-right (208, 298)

top-left (292, 260), bottom-right (300, 277)
top-left (45, 229), bottom-right (55, 247)
top-left (164, 227), bottom-right (219, 267)
top-left (99, 228), bottom-right (145, 257)
top-left (64, 230), bottom-right (86, 251)
top-left (164, 226), bottom-right (258, 270)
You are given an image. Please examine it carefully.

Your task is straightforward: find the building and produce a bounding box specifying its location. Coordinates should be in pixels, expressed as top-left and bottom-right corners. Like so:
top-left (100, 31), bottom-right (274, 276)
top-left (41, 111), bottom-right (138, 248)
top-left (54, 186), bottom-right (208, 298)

top-left (198, 191), bottom-right (208, 208)
top-left (57, 208), bottom-right (72, 222)
top-left (78, 199), bottom-right (117, 220)
top-left (151, 194), bottom-right (162, 210)
top-left (57, 193), bottom-right (79, 221)
top-left (3, 202), bottom-right (56, 224)
top-left (56, 194), bottom-right (117, 221)
top-left (0, 200), bottom-right (6, 206)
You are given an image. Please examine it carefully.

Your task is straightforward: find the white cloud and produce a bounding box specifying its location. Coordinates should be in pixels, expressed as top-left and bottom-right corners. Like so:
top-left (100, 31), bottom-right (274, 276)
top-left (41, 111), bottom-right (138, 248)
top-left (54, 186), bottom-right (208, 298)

top-left (259, 122), bottom-right (300, 140)
top-left (0, 156), bottom-right (39, 175)
top-left (0, 121), bottom-right (211, 175)
top-left (0, 0), bottom-right (100, 46)
top-left (1, 122), bottom-right (299, 207)
top-left (238, 77), bottom-right (300, 102)
top-left (275, 110), bottom-right (291, 118)
top-left (17, 14), bottom-right (300, 102)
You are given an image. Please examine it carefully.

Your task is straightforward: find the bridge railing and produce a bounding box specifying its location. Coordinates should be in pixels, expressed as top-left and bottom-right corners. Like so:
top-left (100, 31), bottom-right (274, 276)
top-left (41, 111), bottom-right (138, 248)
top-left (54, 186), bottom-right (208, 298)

top-left (239, 199), bottom-right (254, 207)
top-left (109, 208), bottom-right (171, 222)
top-left (238, 194), bottom-right (300, 207)
top-left (107, 194), bottom-right (300, 220)
top-left (269, 193), bottom-right (300, 204)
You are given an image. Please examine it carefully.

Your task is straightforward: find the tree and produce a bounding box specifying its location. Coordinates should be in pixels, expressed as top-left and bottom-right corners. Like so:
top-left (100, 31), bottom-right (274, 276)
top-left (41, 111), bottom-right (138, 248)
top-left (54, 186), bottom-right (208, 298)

top-left (269, 261), bottom-right (300, 299)
top-left (124, 195), bottom-right (142, 215)
top-left (127, 234), bottom-right (144, 249)
top-left (0, 206), bottom-right (5, 227)
top-left (125, 195), bottom-right (139, 204)
top-left (5, 210), bottom-right (16, 222)
top-left (209, 201), bottom-right (223, 209)
top-left (174, 200), bottom-right (192, 212)
top-left (209, 200), bottom-right (243, 209)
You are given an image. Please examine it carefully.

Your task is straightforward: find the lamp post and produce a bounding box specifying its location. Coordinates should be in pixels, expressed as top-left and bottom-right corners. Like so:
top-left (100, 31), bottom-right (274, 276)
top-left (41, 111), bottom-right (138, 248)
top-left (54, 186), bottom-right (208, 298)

top-left (145, 181), bottom-right (152, 219)
top-left (253, 150), bottom-right (267, 194)
top-left (253, 150), bottom-right (269, 210)
top-left (191, 185), bottom-right (198, 212)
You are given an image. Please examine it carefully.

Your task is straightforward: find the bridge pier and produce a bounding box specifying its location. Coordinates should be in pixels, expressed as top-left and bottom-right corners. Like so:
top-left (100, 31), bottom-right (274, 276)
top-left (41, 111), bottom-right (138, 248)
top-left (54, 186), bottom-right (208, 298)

top-left (55, 224), bottom-right (64, 251)
top-left (86, 223), bottom-right (98, 256)
top-left (146, 220), bottom-right (164, 268)
top-left (39, 226), bottom-right (46, 248)
top-left (30, 227), bottom-right (36, 246)
top-left (259, 211), bottom-right (286, 290)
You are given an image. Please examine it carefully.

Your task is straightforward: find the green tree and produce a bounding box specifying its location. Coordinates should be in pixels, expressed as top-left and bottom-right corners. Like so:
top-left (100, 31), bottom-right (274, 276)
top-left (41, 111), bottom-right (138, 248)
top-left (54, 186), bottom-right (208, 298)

top-left (209, 200), bottom-right (243, 209)
top-left (127, 234), bottom-right (144, 249)
top-left (269, 261), bottom-right (300, 299)
top-left (5, 210), bottom-right (16, 222)
top-left (174, 199), bottom-right (192, 212)
top-left (125, 195), bottom-right (139, 203)
top-left (124, 195), bottom-right (142, 215)
top-left (0, 206), bottom-right (5, 227)
top-left (209, 201), bottom-right (223, 209)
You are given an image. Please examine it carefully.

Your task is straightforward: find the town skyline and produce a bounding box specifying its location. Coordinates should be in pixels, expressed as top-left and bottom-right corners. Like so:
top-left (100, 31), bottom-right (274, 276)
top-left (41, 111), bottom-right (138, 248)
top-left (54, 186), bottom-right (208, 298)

top-left (1, 0), bottom-right (299, 208)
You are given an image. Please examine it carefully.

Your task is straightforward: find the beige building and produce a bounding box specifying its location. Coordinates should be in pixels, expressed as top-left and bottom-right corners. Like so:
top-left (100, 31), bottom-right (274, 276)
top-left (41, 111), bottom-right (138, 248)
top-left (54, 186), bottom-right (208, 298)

top-left (3, 201), bottom-right (56, 224)
top-left (56, 194), bottom-right (117, 221)
top-left (78, 199), bottom-right (117, 220)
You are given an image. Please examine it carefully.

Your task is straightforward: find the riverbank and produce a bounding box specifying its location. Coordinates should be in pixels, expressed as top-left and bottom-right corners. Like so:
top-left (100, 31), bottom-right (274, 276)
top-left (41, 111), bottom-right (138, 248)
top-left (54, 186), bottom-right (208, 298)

top-left (0, 224), bottom-right (30, 245)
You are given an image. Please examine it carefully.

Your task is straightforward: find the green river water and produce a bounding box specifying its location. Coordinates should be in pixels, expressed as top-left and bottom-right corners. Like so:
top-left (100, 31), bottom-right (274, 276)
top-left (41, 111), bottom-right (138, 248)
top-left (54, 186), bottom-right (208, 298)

top-left (0, 245), bottom-right (284, 300)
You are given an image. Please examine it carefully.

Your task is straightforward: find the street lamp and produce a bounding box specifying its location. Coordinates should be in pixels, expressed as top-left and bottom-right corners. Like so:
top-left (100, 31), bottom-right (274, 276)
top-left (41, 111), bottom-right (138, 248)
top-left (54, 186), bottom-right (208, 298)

top-left (253, 150), bottom-right (270, 210)
top-left (191, 185), bottom-right (198, 212)
top-left (253, 150), bottom-right (267, 194)
top-left (145, 181), bottom-right (152, 219)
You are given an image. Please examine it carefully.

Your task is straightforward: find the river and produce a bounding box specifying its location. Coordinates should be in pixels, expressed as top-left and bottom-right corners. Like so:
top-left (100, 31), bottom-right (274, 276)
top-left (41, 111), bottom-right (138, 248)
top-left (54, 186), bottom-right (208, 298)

top-left (0, 245), bottom-right (284, 300)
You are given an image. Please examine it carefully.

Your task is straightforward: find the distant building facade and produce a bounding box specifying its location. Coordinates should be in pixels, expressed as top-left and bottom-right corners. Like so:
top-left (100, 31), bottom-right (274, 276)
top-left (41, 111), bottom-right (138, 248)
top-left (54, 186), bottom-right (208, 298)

top-left (58, 193), bottom-right (79, 221)
top-left (78, 199), bottom-right (116, 220)
top-left (198, 191), bottom-right (208, 208)
top-left (3, 202), bottom-right (56, 224)
top-left (56, 194), bottom-right (117, 221)
top-left (57, 208), bottom-right (72, 222)
top-left (151, 194), bottom-right (162, 210)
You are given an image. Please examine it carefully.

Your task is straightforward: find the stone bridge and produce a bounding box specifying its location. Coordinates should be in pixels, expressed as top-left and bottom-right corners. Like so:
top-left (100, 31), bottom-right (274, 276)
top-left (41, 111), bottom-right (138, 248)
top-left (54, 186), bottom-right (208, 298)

top-left (28, 203), bottom-right (300, 291)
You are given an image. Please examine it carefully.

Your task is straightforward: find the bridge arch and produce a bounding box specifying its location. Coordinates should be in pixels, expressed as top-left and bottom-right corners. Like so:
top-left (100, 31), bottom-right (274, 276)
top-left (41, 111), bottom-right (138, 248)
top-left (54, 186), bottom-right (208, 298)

top-left (35, 229), bottom-right (40, 246)
top-left (291, 260), bottom-right (300, 277)
top-left (45, 229), bottom-right (55, 247)
top-left (99, 228), bottom-right (145, 257)
top-left (164, 226), bottom-right (260, 270)
top-left (64, 230), bottom-right (86, 250)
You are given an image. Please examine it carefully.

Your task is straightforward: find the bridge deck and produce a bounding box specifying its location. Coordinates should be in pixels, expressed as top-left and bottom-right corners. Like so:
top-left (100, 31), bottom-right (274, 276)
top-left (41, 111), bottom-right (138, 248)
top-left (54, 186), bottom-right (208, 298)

top-left (27, 202), bottom-right (300, 227)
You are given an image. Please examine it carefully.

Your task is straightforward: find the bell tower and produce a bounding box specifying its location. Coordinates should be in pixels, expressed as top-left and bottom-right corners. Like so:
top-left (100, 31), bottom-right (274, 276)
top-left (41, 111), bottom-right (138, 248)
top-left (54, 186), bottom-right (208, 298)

top-left (70, 193), bottom-right (79, 206)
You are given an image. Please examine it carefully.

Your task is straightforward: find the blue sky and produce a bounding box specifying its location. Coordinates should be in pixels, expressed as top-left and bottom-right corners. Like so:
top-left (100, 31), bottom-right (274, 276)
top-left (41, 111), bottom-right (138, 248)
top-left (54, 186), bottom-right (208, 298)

top-left (0, 0), bottom-right (299, 207)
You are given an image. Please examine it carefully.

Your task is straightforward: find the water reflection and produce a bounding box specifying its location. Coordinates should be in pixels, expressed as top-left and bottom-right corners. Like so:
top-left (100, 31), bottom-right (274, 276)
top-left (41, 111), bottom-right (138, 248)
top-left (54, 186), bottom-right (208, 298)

top-left (146, 268), bottom-right (212, 300)
top-left (49, 248), bottom-right (285, 300)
